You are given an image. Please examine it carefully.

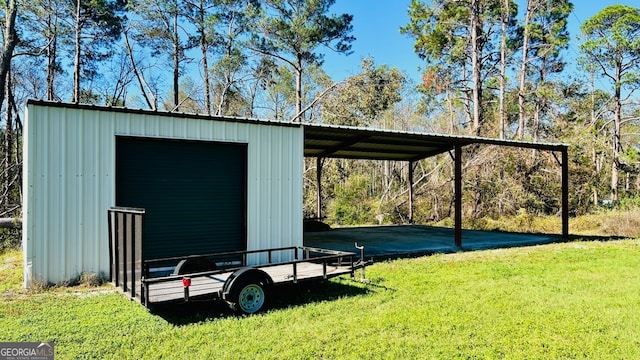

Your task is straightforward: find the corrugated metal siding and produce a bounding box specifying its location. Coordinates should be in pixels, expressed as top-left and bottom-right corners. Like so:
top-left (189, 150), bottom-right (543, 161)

top-left (23, 104), bottom-right (303, 285)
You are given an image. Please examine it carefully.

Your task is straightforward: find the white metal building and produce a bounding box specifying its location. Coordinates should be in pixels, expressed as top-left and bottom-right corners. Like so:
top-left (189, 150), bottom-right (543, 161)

top-left (23, 100), bottom-right (303, 286)
top-left (23, 100), bottom-right (570, 287)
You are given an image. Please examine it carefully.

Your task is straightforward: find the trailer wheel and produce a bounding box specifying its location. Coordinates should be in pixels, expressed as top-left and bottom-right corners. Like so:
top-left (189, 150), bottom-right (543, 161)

top-left (223, 268), bottom-right (272, 315)
top-left (236, 281), bottom-right (266, 314)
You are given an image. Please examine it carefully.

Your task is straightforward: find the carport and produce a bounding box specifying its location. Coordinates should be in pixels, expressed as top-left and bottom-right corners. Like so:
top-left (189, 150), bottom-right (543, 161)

top-left (302, 124), bottom-right (569, 248)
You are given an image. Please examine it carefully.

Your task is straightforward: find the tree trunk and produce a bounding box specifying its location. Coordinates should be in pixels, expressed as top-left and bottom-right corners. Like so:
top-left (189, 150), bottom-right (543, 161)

top-left (448, 91), bottom-right (455, 133)
top-left (498, 0), bottom-right (509, 140)
top-left (592, 147), bottom-right (599, 205)
top-left (173, 10), bottom-right (180, 109)
top-left (0, 0), bottom-right (17, 109)
top-left (3, 73), bottom-right (13, 210)
top-left (46, 0), bottom-right (58, 101)
top-left (47, 38), bottom-right (58, 101)
top-left (123, 27), bottom-right (156, 110)
top-left (625, 173), bottom-right (630, 192)
top-left (73, 0), bottom-right (82, 103)
top-left (611, 64), bottom-right (622, 203)
top-left (470, 0), bottom-right (482, 135)
top-left (518, 0), bottom-right (532, 140)
top-left (216, 25), bottom-right (235, 116)
top-left (202, 52), bottom-right (211, 115)
top-left (589, 70), bottom-right (599, 206)
top-left (0, 0), bottom-right (17, 211)
top-left (533, 102), bottom-right (540, 142)
top-left (294, 56), bottom-right (303, 122)
top-left (532, 57), bottom-right (548, 146)
top-left (198, 1), bottom-right (211, 115)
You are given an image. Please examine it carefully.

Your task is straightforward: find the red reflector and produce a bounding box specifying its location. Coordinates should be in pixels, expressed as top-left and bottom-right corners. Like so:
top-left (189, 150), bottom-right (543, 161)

top-left (182, 277), bottom-right (191, 287)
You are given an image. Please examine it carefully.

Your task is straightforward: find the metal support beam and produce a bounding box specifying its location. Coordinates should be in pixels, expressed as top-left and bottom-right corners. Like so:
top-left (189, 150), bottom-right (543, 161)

top-left (408, 161), bottom-right (414, 224)
top-left (562, 149), bottom-right (569, 238)
top-left (316, 157), bottom-right (323, 220)
top-left (454, 145), bottom-right (463, 248)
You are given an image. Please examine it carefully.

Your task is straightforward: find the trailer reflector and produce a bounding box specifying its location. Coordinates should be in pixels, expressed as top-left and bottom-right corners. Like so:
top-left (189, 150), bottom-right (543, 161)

top-left (183, 277), bottom-right (191, 302)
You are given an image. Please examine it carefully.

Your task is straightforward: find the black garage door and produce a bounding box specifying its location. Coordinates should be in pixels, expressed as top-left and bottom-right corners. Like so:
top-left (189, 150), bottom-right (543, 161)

top-left (116, 136), bottom-right (247, 260)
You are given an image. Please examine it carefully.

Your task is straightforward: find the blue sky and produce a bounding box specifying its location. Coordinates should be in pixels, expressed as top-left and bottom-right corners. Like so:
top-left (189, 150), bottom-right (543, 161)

top-left (322, 0), bottom-right (639, 83)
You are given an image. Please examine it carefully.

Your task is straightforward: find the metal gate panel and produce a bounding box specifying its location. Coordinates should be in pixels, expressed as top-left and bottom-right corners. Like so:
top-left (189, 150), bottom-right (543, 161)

top-left (108, 207), bottom-right (144, 299)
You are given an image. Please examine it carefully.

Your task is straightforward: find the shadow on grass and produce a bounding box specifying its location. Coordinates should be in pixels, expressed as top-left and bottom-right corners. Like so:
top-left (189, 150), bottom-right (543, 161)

top-left (466, 232), bottom-right (633, 251)
top-left (456, 232), bottom-right (633, 255)
top-left (150, 278), bottom-right (374, 325)
top-left (356, 232), bottom-right (634, 264)
top-left (564, 234), bottom-right (631, 243)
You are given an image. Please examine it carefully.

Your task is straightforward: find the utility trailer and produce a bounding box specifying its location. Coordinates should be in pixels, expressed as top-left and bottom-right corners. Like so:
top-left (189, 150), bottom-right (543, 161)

top-left (108, 207), bottom-right (369, 314)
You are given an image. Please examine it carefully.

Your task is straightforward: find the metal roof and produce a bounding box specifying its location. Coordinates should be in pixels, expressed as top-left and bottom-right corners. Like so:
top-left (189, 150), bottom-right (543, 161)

top-left (26, 99), bottom-right (568, 162)
top-left (303, 123), bottom-right (568, 162)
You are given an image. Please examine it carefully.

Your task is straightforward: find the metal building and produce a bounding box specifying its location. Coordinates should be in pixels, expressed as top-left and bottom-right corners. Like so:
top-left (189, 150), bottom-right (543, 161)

top-left (23, 100), bottom-right (303, 286)
top-left (23, 100), bottom-right (570, 287)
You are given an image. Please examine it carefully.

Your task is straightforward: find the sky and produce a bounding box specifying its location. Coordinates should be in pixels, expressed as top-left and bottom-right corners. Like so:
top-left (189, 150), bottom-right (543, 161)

top-left (321, 0), bottom-right (640, 84)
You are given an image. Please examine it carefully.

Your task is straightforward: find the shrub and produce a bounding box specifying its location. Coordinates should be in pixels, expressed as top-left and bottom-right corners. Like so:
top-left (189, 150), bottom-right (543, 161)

top-left (600, 209), bottom-right (640, 238)
top-left (0, 228), bottom-right (21, 253)
top-left (617, 194), bottom-right (640, 211)
top-left (327, 174), bottom-right (378, 225)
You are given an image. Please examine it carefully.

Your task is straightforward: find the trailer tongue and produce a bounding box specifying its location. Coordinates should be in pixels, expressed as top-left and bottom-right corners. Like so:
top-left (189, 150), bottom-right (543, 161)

top-left (109, 207), bottom-right (370, 314)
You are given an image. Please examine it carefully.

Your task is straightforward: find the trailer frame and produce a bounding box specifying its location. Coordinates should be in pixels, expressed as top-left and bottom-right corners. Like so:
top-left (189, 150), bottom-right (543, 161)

top-left (108, 207), bottom-right (368, 314)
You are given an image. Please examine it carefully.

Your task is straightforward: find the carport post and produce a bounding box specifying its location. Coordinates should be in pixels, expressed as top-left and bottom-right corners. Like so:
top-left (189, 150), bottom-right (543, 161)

top-left (562, 148), bottom-right (569, 238)
top-left (454, 145), bottom-right (462, 248)
top-left (408, 161), bottom-right (414, 224)
top-left (316, 157), bottom-right (323, 220)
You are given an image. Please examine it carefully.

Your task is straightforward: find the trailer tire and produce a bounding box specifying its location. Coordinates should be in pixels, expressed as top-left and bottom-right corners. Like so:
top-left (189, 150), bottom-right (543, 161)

top-left (223, 268), bottom-right (272, 314)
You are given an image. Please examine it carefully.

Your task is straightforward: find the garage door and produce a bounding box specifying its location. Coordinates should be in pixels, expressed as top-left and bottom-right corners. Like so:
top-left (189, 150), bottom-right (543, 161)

top-left (116, 136), bottom-right (247, 260)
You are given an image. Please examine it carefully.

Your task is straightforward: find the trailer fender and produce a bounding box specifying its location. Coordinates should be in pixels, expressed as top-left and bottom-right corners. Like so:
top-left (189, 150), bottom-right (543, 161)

top-left (172, 257), bottom-right (217, 276)
top-left (222, 268), bottom-right (273, 314)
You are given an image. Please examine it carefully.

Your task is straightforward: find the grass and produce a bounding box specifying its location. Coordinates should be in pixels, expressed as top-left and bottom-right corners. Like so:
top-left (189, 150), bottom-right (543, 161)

top-left (0, 247), bottom-right (22, 293)
top-left (571, 209), bottom-right (640, 238)
top-left (2, 239), bottom-right (640, 359)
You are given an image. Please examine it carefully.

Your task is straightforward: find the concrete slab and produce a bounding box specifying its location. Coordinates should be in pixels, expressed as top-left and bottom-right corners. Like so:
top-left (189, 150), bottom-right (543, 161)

top-left (304, 225), bottom-right (561, 258)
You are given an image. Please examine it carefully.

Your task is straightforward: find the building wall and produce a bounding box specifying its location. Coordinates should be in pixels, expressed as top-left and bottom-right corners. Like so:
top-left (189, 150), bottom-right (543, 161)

top-left (23, 102), bottom-right (304, 286)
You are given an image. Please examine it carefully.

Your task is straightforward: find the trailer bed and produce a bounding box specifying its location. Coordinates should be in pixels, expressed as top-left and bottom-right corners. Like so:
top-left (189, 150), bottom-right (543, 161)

top-left (147, 262), bottom-right (353, 303)
top-left (109, 207), bottom-right (369, 313)
top-left (129, 246), bottom-right (363, 308)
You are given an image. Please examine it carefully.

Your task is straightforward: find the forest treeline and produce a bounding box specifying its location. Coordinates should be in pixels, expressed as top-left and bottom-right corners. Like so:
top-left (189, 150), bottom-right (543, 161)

top-left (0, 0), bottom-right (639, 231)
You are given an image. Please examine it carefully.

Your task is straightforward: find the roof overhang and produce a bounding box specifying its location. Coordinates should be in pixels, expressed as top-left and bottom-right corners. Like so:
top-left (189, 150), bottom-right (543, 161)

top-left (303, 123), bottom-right (568, 162)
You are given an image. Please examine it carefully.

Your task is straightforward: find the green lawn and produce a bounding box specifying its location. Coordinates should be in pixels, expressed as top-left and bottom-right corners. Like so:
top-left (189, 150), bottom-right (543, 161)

top-left (2, 239), bottom-right (640, 359)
